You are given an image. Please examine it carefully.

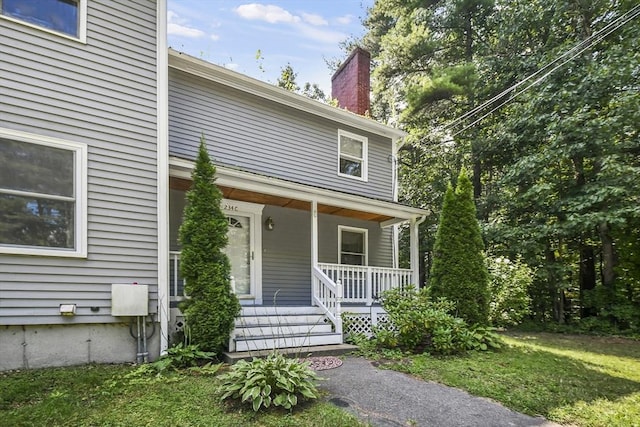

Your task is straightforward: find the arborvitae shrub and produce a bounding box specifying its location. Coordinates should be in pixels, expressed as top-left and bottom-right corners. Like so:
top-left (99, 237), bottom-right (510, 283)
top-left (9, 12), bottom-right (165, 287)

top-left (429, 169), bottom-right (490, 325)
top-left (179, 136), bottom-right (241, 353)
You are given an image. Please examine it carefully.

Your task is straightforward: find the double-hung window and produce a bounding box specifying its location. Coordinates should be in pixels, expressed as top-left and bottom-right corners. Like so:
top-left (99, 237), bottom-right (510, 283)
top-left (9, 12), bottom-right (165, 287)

top-left (0, 0), bottom-right (87, 42)
top-left (0, 129), bottom-right (87, 257)
top-left (339, 226), bottom-right (368, 266)
top-left (338, 130), bottom-right (368, 181)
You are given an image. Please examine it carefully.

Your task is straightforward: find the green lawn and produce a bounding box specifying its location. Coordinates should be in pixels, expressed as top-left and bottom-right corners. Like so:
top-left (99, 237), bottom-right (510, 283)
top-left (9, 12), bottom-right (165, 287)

top-left (0, 364), bottom-right (366, 427)
top-left (383, 332), bottom-right (640, 427)
top-left (3, 333), bottom-right (639, 426)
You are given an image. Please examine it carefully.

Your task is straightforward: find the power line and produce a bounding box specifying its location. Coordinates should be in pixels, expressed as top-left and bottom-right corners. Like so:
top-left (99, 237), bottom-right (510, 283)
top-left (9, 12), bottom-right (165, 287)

top-left (443, 3), bottom-right (640, 137)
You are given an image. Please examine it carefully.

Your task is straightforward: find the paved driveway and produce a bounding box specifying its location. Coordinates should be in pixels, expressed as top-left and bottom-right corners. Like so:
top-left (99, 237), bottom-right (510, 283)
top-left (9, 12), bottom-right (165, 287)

top-left (319, 357), bottom-right (561, 427)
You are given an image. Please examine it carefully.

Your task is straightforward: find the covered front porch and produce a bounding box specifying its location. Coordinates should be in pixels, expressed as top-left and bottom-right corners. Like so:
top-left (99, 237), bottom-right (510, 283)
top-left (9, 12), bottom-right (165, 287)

top-left (168, 157), bottom-right (426, 351)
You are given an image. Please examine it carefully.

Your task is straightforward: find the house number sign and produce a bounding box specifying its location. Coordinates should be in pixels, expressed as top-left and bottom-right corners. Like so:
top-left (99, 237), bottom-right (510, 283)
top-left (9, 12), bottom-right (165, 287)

top-left (223, 204), bottom-right (239, 212)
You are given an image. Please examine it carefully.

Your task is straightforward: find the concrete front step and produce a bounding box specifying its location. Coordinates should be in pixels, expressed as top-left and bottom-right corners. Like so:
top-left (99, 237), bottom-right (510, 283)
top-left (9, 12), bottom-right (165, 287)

top-left (234, 332), bottom-right (342, 352)
top-left (223, 343), bottom-right (358, 364)
top-left (235, 323), bottom-right (333, 338)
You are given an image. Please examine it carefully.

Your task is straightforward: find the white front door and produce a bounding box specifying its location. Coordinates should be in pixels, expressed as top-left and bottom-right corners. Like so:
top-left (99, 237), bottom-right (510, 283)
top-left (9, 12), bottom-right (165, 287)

top-left (221, 199), bottom-right (263, 304)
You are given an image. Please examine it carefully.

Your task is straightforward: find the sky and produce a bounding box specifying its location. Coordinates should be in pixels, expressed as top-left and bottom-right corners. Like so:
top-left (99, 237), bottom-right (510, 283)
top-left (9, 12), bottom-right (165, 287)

top-left (166, 1), bottom-right (374, 95)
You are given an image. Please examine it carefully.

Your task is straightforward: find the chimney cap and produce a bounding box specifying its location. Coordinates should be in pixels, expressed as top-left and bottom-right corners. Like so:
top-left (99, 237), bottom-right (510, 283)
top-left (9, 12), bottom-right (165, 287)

top-left (331, 47), bottom-right (370, 82)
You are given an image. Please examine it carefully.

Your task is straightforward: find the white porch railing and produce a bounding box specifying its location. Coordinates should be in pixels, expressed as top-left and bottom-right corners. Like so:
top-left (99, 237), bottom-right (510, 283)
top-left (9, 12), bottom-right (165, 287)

top-left (318, 263), bottom-right (413, 305)
top-left (312, 266), bottom-right (343, 335)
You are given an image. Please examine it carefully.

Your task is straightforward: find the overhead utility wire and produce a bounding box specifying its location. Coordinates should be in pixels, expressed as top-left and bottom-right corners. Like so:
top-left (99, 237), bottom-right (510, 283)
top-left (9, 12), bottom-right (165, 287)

top-left (443, 4), bottom-right (640, 136)
top-left (450, 5), bottom-right (640, 138)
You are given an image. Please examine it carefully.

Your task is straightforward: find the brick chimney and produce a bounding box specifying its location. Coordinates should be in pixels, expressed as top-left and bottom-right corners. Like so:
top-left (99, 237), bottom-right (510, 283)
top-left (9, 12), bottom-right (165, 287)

top-left (331, 47), bottom-right (370, 115)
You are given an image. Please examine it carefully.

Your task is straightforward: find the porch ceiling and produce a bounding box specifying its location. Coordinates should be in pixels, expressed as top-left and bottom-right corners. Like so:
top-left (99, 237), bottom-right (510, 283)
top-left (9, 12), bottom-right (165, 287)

top-left (170, 177), bottom-right (395, 223)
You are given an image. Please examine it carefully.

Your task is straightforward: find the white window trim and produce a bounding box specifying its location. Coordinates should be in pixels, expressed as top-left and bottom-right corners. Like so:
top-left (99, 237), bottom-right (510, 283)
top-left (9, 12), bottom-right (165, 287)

top-left (0, 0), bottom-right (88, 43)
top-left (337, 129), bottom-right (368, 182)
top-left (0, 128), bottom-right (87, 257)
top-left (338, 225), bottom-right (369, 266)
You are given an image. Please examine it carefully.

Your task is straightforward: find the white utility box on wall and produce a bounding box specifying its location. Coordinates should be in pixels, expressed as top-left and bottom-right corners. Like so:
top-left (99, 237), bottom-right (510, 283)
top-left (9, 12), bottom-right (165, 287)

top-left (111, 284), bottom-right (149, 316)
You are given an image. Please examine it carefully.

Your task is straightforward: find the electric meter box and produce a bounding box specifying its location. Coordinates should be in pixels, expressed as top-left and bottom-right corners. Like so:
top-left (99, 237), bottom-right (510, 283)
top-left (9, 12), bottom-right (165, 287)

top-left (111, 284), bottom-right (149, 316)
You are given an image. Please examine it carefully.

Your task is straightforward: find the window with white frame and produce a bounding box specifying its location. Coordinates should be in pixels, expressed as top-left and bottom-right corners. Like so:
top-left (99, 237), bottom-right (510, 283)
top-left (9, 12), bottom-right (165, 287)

top-left (0, 129), bottom-right (87, 256)
top-left (339, 226), bottom-right (368, 266)
top-left (338, 130), bottom-right (368, 181)
top-left (1, 0), bottom-right (87, 41)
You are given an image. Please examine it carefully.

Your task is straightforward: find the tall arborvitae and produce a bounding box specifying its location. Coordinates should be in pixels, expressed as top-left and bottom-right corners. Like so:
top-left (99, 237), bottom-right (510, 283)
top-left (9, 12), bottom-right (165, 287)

top-left (179, 136), bottom-right (240, 353)
top-left (429, 168), bottom-right (489, 325)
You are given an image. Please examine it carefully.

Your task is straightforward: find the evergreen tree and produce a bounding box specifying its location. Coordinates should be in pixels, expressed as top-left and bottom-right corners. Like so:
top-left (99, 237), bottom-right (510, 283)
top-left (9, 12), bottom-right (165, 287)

top-left (429, 169), bottom-right (490, 325)
top-left (179, 136), bottom-right (240, 353)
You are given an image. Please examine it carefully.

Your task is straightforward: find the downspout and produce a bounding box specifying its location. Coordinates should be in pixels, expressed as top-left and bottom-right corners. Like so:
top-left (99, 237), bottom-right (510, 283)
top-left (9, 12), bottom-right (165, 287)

top-left (156, 0), bottom-right (170, 355)
top-left (410, 215), bottom-right (427, 287)
top-left (391, 136), bottom-right (402, 269)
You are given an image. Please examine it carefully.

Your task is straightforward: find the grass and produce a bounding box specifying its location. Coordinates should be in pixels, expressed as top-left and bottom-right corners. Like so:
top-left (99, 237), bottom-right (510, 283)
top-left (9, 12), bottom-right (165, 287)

top-left (382, 332), bottom-right (640, 427)
top-left (0, 364), bottom-right (366, 427)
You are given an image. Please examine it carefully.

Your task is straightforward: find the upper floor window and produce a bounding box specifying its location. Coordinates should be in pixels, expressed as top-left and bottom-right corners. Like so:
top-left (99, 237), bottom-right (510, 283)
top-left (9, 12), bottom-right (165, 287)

top-left (1, 0), bottom-right (87, 42)
top-left (339, 226), bottom-right (368, 266)
top-left (0, 128), bottom-right (87, 257)
top-left (338, 130), bottom-right (368, 181)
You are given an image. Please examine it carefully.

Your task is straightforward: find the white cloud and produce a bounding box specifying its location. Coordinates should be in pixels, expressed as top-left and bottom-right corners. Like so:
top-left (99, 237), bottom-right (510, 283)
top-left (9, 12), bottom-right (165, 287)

top-left (302, 12), bottom-right (328, 26)
top-left (297, 25), bottom-right (346, 44)
top-left (235, 4), bottom-right (300, 24)
top-left (167, 10), bottom-right (205, 38)
top-left (234, 3), bottom-right (344, 44)
top-left (336, 14), bottom-right (353, 25)
top-left (210, 34), bottom-right (220, 41)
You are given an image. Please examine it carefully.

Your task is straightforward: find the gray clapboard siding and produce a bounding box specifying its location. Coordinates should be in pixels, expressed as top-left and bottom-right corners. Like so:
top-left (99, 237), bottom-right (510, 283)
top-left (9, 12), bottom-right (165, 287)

top-left (0, 0), bottom-right (159, 326)
top-left (262, 206), bottom-right (313, 305)
top-left (168, 69), bottom-right (395, 201)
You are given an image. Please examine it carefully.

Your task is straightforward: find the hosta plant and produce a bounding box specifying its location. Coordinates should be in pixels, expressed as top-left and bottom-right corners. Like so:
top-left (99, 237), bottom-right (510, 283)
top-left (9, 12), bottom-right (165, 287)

top-left (218, 352), bottom-right (319, 411)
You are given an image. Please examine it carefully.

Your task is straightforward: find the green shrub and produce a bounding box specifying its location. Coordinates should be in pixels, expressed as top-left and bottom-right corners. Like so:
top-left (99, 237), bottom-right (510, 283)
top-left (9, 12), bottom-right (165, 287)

top-left (487, 256), bottom-right (533, 327)
top-left (179, 136), bottom-right (241, 353)
top-left (373, 286), bottom-right (501, 355)
top-left (218, 353), bottom-right (319, 412)
top-left (429, 169), bottom-right (490, 326)
top-left (127, 343), bottom-right (220, 378)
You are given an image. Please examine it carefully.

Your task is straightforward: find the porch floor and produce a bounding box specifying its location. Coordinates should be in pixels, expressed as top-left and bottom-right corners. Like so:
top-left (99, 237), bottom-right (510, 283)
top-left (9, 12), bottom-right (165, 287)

top-left (222, 343), bottom-right (358, 364)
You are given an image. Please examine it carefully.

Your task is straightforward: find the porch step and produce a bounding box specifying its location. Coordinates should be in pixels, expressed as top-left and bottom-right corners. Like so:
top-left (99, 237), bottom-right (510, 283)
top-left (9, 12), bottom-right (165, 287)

top-left (223, 343), bottom-right (358, 364)
top-left (234, 332), bottom-right (343, 353)
top-left (235, 314), bottom-right (327, 327)
top-left (235, 323), bottom-right (333, 338)
top-left (231, 305), bottom-right (342, 352)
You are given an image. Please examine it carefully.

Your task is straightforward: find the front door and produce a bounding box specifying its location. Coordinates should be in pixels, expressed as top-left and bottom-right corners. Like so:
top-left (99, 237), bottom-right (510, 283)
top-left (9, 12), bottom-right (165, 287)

top-left (221, 199), bottom-right (264, 304)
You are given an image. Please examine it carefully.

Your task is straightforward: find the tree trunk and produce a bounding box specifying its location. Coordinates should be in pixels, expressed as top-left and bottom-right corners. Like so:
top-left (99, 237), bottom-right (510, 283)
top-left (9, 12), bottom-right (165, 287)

top-left (546, 245), bottom-right (565, 324)
top-left (598, 221), bottom-right (617, 288)
top-left (579, 243), bottom-right (597, 318)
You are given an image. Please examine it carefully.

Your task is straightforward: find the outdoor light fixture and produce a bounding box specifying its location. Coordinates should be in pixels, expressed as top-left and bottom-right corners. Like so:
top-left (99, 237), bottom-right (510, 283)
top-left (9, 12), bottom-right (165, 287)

top-left (265, 216), bottom-right (275, 230)
top-left (59, 304), bottom-right (77, 316)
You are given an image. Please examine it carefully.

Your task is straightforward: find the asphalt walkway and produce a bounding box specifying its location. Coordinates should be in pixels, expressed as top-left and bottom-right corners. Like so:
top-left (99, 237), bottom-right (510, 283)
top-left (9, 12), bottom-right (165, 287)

top-left (319, 357), bottom-right (560, 427)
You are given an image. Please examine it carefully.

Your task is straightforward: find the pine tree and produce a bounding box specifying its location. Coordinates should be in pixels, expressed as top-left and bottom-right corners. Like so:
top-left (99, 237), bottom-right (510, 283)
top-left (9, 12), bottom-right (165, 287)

top-left (429, 169), bottom-right (490, 325)
top-left (179, 136), bottom-right (241, 353)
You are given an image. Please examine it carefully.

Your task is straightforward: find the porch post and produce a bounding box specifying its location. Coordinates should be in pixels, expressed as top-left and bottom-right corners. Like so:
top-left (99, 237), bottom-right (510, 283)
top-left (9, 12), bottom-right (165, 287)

top-left (311, 199), bottom-right (318, 304)
top-left (410, 217), bottom-right (420, 286)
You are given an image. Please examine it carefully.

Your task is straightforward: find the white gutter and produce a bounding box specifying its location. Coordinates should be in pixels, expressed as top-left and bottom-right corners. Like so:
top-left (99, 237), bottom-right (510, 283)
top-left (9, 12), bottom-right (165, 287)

top-left (170, 157), bottom-right (427, 221)
top-left (156, 0), bottom-right (170, 356)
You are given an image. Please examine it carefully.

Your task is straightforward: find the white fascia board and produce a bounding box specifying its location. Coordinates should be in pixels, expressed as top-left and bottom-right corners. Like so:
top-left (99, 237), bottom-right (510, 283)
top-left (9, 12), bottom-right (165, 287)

top-left (168, 49), bottom-right (407, 141)
top-left (170, 157), bottom-right (427, 221)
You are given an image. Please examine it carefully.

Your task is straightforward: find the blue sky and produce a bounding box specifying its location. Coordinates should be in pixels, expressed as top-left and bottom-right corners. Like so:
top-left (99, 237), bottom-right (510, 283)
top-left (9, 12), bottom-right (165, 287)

top-left (167, 1), bottom-right (373, 95)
